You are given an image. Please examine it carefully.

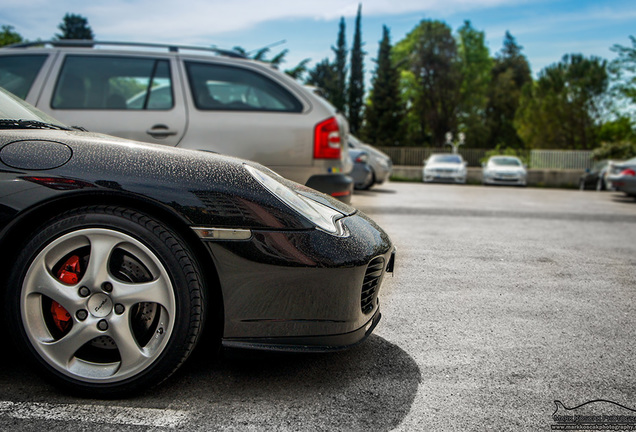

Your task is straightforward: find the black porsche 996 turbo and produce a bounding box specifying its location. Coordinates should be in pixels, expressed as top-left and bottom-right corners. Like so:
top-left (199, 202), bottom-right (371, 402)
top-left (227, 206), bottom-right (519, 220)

top-left (0, 87), bottom-right (395, 396)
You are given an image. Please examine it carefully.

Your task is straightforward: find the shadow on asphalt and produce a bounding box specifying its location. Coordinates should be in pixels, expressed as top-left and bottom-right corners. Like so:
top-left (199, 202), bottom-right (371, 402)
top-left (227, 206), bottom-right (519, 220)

top-left (0, 335), bottom-right (420, 431)
top-left (610, 193), bottom-right (636, 204)
top-left (353, 187), bottom-right (397, 195)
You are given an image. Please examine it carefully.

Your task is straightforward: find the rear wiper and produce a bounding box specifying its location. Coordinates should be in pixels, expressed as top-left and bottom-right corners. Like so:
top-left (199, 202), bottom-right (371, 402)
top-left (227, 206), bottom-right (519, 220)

top-left (0, 119), bottom-right (73, 131)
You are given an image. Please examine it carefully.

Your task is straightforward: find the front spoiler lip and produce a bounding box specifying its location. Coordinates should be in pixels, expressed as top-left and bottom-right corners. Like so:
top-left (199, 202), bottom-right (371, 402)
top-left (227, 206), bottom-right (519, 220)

top-left (221, 308), bottom-right (382, 353)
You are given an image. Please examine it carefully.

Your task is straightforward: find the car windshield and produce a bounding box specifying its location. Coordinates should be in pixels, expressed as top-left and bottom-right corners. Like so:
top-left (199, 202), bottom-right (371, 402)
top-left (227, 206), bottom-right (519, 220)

top-left (430, 155), bottom-right (462, 164)
top-left (490, 157), bottom-right (521, 166)
top-left (0, 87), bottom-right (70, 130)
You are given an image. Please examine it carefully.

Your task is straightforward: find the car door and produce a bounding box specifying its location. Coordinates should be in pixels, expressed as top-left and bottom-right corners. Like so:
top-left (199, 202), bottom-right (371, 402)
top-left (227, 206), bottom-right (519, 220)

top-left (35, 51), bottom-right (186, 146)
top-left (179, 59), bottom-right (313, 169)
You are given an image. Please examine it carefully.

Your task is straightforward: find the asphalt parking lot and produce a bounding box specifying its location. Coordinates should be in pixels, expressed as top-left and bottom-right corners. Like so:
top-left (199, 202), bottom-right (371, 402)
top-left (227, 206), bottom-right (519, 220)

top-left (1, 182), bottom-right (635, 431)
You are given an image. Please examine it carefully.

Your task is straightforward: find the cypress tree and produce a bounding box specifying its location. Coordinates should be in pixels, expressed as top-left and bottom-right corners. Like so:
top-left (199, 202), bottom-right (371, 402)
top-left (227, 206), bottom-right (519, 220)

top-left (362, 25), bottom-right (404, 146)
top-left (348, 4), bottom-right (365, 135)
top-left (331, 17), bottom-right (347, 113)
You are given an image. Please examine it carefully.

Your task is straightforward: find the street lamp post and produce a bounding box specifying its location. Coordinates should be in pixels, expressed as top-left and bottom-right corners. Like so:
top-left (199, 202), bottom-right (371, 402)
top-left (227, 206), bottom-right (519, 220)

top-left (445, 132), bottom-right (465, 154)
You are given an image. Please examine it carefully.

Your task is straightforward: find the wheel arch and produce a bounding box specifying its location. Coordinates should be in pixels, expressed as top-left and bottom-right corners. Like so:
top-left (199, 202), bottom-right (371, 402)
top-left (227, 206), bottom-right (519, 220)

top-left (0, 191), bottom-right (225, 343)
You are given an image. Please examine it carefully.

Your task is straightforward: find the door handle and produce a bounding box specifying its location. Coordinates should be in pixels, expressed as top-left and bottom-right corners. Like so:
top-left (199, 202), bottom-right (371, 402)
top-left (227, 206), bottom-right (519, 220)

top-left (146, 124), bottom-right (178, 138)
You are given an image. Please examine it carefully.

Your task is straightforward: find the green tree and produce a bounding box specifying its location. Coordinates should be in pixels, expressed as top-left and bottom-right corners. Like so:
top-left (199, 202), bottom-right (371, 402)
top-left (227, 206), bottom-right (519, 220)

top-left (361, 25), bottom-right (404, 146)
top-left (609, 36), bottom-right (636, 116)
top-left (516, 54), bottom-right (609, 150)
top-left (331, 17), bottom-right (348, 113)
top-left (598, 115), bottom-right (636, 143)
top-left (306, 58), bottom-right (339, 103)
top-left (285, 59), bottom-right (311, 80)
top-left (457, 21), bottom-right (492, 148)
top-left (0, 25), bottom-right (24, 47)
top-left (394, 19), bottom-right (462, 146)
top-left (485, 31), bottom-right (532, 149)
top-left (348, 4), bottom-right (365, 135)
top-left (233, 44), bottom-right (310, 80)
top-left (592, 139), bottom-right (636, 160)
top-left (56, 13), bottom-right (94, 40)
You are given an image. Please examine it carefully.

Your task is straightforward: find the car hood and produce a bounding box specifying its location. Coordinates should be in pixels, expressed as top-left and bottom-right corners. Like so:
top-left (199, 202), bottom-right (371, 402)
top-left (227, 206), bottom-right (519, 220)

top-left (0, 129), bottom-right (356, 228)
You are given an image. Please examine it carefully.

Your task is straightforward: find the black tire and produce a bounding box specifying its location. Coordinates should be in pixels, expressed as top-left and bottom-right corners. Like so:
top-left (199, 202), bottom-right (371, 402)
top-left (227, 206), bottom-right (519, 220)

top-left (5, 206), bottom-right (205, 397)
top-left (360, 168), bottom-right (375, 190)
top-left (596, 177), bottom-right (605, 191)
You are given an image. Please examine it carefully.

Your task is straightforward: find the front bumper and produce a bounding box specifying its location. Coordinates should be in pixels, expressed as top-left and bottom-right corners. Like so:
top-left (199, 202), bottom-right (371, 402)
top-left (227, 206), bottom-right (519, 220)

top-left (483, 174), bottom-right (526, 186)
top-left (203, 211), bottom-right (394, 351)
top-left (423, 171), bottom-right (466, 183)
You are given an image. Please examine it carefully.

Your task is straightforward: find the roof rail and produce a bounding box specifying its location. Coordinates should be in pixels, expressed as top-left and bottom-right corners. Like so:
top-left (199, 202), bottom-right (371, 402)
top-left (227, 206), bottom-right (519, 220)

top-left (3, 40), bottom-right (247, 58)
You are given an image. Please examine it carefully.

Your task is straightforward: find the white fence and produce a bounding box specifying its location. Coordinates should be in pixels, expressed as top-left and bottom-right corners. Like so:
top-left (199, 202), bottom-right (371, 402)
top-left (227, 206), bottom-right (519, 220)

top-left (376, 147), bottom-right (594, 169)
top-left (528, 150), bottom-right (594, 169)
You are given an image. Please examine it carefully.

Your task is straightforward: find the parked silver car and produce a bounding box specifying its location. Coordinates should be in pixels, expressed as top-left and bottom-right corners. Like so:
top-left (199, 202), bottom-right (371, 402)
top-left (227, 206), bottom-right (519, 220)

top-left (482, 156), bottom-right (527, 186)
top-left (607, 157), bottom-right (636, 197)
top-left (0, 40), bottom-right (354, 201)
top-left (347, 135), bottom-right (392, 188)
top-left (423, 153), bottom-right (467, 184)
top-left (348, 148), bottom-right (374, 190)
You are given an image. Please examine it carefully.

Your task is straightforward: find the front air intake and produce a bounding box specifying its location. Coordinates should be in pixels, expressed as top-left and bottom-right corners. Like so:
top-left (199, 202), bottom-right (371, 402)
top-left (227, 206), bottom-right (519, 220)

top-left (361, 257), bottom-right (384, 314)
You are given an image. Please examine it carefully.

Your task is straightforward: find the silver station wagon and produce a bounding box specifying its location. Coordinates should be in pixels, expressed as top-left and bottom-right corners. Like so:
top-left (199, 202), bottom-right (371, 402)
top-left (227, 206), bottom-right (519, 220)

top-left (0, 40), bottom-right (354, 201)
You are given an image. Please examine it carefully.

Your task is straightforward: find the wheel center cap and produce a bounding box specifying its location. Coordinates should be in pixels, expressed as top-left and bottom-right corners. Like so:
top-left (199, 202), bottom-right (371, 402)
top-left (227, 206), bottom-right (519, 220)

top-left (88, 293), bottom-right (113, 318)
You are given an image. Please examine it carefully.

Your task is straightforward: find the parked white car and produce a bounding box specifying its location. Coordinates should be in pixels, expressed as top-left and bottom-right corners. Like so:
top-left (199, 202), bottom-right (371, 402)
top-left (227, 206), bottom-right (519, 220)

top-left (482, 156), bottom-right (527, 186)
top-left (422, 153), bottom-right (467, 184)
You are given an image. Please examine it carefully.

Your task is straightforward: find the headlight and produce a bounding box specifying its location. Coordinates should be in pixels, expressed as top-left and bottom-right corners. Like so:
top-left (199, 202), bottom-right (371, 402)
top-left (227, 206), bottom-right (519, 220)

top-left (244, 164), bottom-right (347, 236)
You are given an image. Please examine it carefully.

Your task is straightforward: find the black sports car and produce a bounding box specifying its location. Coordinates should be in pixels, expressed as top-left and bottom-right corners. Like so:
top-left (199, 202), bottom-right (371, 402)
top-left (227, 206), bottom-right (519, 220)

top-left (578, 159), bottom-right (615, 191)
top-left (0, 88), bottom-right (395, 396)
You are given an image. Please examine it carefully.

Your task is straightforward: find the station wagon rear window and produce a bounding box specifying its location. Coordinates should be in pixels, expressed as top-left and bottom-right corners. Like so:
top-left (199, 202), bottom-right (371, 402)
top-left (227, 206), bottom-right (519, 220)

top-left (185, 61), bottom-right (302, 113)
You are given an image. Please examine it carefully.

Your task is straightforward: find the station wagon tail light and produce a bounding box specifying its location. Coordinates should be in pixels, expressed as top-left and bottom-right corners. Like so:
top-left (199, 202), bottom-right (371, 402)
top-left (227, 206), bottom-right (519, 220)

top-left (314, 117), bottom-right (341, 159)
top-left (620, 168), bottom-right (636, 177)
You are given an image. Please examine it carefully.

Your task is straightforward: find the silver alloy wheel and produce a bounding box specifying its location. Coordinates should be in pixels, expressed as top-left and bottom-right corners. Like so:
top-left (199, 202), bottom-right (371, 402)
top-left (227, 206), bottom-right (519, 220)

top-left (21, 228), bottom-right (176, 383)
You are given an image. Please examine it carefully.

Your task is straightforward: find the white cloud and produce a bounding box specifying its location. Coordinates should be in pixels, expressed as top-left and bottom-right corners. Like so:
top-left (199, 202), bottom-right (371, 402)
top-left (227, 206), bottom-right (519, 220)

top-left (2, 0), bottom-right (527, 42)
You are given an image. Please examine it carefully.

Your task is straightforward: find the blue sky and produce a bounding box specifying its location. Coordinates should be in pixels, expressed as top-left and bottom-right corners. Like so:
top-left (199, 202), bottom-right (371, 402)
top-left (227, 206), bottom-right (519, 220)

top-left (2, 0), bottom-right (634, 78)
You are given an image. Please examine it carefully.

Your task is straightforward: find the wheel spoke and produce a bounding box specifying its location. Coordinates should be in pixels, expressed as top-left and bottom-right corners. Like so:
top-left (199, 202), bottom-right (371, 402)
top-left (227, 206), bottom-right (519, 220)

top-left (39, 322), bottom-right (101, 367)
top-left (115, 279), bottom-right (174, 310)
top-left (25, 260), bottom-right (81, 312)
top-left (110, 315), bottom-right (148, 371)
top-left (84, 233), bottom-right (122, 285)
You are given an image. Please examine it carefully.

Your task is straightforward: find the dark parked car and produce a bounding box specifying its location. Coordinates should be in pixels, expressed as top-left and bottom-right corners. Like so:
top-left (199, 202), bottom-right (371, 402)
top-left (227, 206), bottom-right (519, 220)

top-left (0, 87), bottom-right (395, 396)
top-left (579, 159), bottom-right (616, 191)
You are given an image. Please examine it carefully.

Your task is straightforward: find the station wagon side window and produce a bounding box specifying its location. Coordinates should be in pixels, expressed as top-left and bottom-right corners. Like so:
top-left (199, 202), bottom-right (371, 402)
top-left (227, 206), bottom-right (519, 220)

top-left (0, 55), bottom-right (47, 100)
top-left (51, 55), bottom-right (173, 110)
top-left (184, 61), bottom-right (302, 113)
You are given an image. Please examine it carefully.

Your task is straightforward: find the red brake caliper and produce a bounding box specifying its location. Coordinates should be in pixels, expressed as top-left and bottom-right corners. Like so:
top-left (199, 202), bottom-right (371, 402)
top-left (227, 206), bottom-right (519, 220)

top-left (51, 256), bottom-right (81, 332)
